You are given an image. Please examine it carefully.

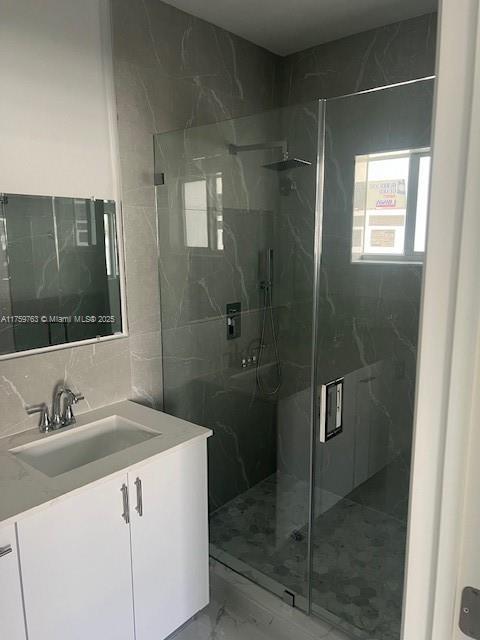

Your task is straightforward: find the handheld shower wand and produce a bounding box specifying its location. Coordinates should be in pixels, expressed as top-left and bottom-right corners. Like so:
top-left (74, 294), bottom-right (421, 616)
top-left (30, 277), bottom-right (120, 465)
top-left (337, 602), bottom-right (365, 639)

top-left (256, 249), bottom-right (282, 395)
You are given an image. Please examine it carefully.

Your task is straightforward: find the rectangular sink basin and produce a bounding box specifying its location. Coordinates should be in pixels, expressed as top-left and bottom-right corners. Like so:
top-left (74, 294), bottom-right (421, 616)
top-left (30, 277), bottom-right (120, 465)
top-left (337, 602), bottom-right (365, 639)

top-left (11, 415), bottom-right (160, 478)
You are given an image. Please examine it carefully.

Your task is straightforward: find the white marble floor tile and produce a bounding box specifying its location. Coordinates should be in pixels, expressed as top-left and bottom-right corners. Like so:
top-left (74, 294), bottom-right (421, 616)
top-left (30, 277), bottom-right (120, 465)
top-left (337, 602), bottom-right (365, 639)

top-left (170, 600), bottom-right (272, 640)
top-left (170, 559), bottom-right (354, 640)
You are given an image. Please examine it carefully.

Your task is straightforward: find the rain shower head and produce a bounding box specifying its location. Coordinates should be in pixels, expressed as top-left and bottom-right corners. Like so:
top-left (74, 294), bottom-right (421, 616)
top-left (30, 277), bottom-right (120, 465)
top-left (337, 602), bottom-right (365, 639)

top-left (262, 157), bottom-right (311, 171)
top-left (228, 141), bottom-right (311, 172)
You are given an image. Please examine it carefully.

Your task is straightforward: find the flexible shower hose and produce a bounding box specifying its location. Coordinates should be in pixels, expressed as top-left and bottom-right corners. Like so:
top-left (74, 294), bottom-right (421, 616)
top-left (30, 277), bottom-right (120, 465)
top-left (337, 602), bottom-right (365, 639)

top-left (256, 285), bottom-right (282, 395)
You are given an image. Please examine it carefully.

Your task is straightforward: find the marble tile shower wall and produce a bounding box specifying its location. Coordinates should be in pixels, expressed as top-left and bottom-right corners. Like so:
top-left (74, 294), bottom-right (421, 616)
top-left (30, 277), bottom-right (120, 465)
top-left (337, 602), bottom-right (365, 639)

top-left (111, 0), bottom-right (279, 417)
top-left (278, 13), bottom-right (437, 105)
top-left (275, 103), bottom-right (319, 398)
top-left (274, 103), bottom-right (319, 494)
top-left (113, 5), bottom-right (437, 511)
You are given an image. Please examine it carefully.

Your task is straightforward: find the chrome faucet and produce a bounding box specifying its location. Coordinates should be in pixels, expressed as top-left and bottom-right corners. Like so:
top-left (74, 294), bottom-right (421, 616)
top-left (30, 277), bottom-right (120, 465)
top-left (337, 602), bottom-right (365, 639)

top-left (52, 385), bottom-right (84, 429)
top-left (26, 385), bottom-right (84, 433)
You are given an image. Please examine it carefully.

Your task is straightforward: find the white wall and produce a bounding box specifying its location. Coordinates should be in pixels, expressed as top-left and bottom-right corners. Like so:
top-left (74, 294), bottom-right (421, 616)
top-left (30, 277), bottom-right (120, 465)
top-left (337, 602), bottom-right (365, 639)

top-left (0, 0), bottom-right (133, 440)
top-left (401, 1), bottom-right (480, 638)
top-left (0, 0), bottom-right (117, 200)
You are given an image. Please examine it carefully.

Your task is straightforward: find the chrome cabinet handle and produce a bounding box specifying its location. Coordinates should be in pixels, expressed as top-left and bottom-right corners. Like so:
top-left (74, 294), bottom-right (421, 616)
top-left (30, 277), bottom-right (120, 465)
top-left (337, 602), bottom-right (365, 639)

top-left (134, 477), bottom-right (143, 517)
top-left (121, 483), bottom-right (130, 524)
top-left (0, 544), bottom-right (12, 558)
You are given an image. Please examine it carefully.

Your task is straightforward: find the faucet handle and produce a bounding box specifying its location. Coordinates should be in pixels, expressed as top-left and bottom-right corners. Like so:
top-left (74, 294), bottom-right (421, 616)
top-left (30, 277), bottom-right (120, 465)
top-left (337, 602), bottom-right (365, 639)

top-left (63, 391), bottom-right (84, 426)
top-left (26, 403), bottom-right (51, 433)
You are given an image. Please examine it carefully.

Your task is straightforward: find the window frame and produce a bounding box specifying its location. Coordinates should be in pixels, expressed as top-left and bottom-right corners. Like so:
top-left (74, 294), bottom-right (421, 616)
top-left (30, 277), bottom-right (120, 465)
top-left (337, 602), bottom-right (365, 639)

top-left (180, 173), bottom-right (223, 254)
top-left (353, 147), bottom-right (431, 265)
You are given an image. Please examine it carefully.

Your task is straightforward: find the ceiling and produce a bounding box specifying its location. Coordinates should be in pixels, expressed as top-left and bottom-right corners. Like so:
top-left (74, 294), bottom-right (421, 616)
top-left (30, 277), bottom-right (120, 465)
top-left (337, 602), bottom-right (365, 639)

top-left (161, 0), bottom-right (437, 56)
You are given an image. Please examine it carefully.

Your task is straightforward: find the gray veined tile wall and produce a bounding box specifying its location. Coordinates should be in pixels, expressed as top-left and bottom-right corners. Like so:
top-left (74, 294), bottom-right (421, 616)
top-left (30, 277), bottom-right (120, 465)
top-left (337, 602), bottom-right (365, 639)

top-left (278, 13), bottom-right (437, 104)
top-left (113, 3), bottom-right (438, 514)
top-left (0, 339), bottom-right (131, 438)
top-left (111, 0), bottom-right (279, 416)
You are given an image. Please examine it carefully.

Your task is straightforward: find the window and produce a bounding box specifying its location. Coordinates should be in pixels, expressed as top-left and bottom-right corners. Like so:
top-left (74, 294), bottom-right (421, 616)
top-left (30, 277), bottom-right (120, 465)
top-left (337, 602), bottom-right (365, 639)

top-left (351, 148), bottom-right (431, 263)
top-left (183, 179), bottom-right (209, 248)
top-left (182, 173), bottom-right (223, 251)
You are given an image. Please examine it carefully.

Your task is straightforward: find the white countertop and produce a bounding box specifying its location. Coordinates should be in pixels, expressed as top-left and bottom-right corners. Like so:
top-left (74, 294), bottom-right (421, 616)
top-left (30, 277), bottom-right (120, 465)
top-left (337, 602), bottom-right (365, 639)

top-left (0, 400), bottom-right (212, 527)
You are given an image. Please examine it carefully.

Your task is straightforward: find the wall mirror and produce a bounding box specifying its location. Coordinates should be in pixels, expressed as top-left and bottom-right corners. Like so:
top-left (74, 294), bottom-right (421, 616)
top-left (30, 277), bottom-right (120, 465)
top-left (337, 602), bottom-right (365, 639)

top-left (0, 193), bottom-right (124, 357)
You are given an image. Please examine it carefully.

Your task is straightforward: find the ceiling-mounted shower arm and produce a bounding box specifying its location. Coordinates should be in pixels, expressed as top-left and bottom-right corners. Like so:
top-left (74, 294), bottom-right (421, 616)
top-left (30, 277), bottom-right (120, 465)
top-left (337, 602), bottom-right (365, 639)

top-left (228, 140), bottom-right (311, 171)
top-left (228, 140), bottom-right (288, 159)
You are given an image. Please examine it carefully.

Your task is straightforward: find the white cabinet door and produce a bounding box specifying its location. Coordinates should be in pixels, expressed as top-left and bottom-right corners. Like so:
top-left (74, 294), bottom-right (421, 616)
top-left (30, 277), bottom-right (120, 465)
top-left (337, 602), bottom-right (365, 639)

top-left (129, 440), bottom-right (209, 640)
top-left (0, 523), bottom-right (26, 640)
top-left (17, 475), bottom-right (135, 640)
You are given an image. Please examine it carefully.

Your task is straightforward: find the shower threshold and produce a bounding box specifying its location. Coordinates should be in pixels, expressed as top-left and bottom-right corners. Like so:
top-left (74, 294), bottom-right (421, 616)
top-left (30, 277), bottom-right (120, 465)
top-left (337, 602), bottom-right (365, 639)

top-left (209, 546), bottom-right (362, 639)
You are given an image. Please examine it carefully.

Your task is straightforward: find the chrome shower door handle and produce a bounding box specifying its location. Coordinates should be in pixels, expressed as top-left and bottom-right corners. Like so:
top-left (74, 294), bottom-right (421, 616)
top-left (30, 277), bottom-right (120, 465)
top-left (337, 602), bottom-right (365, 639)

top-left (121, 483), bottom-right (130, 524)
top-left (319, 378), bottom-right (344, 443)
top-left (0, 544), bottom-right (12, 558)
top-left (134, 477), bottom-right (143, 517)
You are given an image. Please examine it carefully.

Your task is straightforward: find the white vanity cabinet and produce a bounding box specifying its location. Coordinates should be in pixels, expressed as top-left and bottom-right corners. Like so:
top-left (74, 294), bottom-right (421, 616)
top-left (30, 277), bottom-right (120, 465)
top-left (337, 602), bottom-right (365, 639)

top-left (17, 474), bottom-right (135, 640)
top-left (15, 438), bottom-right (209, 640)
top-left (128, 439), bottom-right (209, 640)
top-left (0, 523), bottom-right (27, 640)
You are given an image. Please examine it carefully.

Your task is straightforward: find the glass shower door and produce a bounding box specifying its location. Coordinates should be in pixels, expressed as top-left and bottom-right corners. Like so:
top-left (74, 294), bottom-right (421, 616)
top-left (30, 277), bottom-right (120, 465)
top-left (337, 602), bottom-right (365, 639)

top-left (311, 79), bottom-right (434, 639)
top-left (154, 101), bottom-right (322, 613)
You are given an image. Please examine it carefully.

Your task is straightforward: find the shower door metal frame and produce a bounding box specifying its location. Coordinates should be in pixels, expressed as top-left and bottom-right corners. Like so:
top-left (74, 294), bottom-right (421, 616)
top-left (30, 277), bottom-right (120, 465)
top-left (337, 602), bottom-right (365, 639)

top-left (306, 97), bottom-right (326, 617)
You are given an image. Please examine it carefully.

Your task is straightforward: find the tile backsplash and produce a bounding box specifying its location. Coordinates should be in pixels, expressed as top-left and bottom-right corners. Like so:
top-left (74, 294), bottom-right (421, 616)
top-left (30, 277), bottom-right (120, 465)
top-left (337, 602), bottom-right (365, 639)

top-left (0, 339), bottom-right (130, 438)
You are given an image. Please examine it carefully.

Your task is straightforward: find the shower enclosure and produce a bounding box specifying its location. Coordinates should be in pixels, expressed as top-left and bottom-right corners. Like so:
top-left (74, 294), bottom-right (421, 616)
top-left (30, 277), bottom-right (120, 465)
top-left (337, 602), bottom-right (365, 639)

top-left (154, 77), bottom-right (434, 640)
